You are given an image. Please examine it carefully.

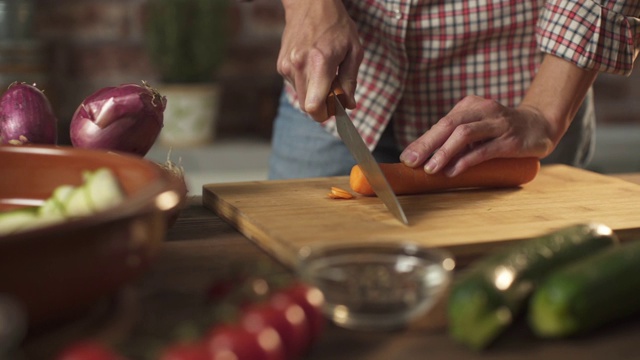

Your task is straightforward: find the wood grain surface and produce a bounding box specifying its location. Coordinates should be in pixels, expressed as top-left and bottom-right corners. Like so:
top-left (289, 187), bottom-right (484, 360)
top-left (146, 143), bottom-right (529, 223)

top-left (203, 165), bottom-right (640, 267)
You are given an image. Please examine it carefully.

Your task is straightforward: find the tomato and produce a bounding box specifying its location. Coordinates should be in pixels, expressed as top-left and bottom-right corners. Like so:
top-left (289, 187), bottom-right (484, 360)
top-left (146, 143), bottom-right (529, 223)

top-left (56, 340), bottom-right (125, 360)
top-left (159, 341), bottom-right (209, 360)
top-left (205, 323), bottom-right (285, 360)
top-left (280, 282), bottom-right (326, 343)
top-left (206, 278), bottom-right (238, 303)
top-left (205, 274), bottom-right (251, 304)
top-left (241, 293), bottom-right (311, 360)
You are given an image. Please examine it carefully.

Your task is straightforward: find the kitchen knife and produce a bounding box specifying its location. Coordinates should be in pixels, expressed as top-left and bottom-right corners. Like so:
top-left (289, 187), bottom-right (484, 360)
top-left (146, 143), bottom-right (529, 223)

top-left (326, 80), bottom-right (409, 225)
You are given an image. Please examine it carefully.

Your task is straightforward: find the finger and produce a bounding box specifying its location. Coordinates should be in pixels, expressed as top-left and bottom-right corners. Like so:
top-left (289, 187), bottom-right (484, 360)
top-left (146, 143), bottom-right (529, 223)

top-left (295, 76), bottom-right (310, 114)
top-left (399, 117), bottom-right (461, 168)
top-left (442, 140), bottom-right (497, 177)
top-left (424, 120), bottom-right (503, 174)
top-left (337, 44), bottom-right (363, 109)
top-left (305, 49), bottom-right (339, 122)
top-left (336, 75), bottom-right (357, 109)
top-left (278, 45), bottom-right (309, 112)
top-left (276, 39), bottom-right (292, 78)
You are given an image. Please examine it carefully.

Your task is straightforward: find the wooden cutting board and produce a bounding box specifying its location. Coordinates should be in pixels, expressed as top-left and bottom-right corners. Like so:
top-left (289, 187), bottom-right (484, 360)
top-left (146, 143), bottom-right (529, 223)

top-left (202, 165), bottom-right (640, 267)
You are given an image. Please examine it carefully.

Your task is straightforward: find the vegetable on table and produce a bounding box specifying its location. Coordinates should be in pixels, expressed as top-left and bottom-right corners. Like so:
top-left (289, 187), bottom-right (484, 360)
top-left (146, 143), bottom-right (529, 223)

top-left (327, 186), bottom-right (354, 199)
top-left (241, 291), bottom-right (311, 359)
top-left (206, 323), bottom-right (286, 360)
top-left (55, 340), bottom-right (126, 360)
top-left (350, 157), bottom-right (540, 196)
top-left (279, 282), bottom-right (325, 344)
top-left (0, 82), bottom-right (57, 145)
top-left (158, 341), bottom-right (209, 360)
top-left (447, 223), bottom-right (617, 350)
top-left (70, 81), bottom-right (166, 156)
top-left (55, 262), bottom-right (325, 360)
top-left (529, 238), bottom-right (640, 338)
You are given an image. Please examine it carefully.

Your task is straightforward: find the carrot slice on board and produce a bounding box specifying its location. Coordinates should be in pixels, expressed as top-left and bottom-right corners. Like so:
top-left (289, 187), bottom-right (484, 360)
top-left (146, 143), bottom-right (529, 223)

top-left (327, 186), bottom-right (354, 199)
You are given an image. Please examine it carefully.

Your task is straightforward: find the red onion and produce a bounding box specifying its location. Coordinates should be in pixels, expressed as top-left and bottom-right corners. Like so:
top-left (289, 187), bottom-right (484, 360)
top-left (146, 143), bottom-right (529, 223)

top-left (0, 82), bottom-right (57, 145)
top-left (70, 81), bottom-right (166, 156)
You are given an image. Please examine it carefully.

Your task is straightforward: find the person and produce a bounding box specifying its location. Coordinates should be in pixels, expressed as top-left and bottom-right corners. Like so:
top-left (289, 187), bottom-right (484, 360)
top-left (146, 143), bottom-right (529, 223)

top-left (268, 0), bottom-right (640, 180)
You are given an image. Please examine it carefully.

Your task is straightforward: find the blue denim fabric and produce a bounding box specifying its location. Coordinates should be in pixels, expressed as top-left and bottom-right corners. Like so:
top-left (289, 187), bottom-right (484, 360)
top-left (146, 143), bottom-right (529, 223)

top-left (268, 89), bottom-right (595, 179)
top-left (268, 94), bottom-right (354, 179)
top-left (268, 93), bottom-right (402, 180)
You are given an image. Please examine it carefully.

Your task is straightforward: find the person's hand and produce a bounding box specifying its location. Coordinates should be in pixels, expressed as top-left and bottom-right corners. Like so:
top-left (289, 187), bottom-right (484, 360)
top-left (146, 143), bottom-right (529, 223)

top-left (399, 95), bottom-right (556, 177)
top-left (399, 54), bottom-right (599, 177)
top-left (277, 0), bottom-right (363, 121)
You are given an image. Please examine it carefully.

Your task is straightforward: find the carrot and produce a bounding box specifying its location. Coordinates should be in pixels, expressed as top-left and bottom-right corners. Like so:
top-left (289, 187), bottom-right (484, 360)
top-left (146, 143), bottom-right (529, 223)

top-left (327, 186), bottom-right (354, 199)
top-left (350, 157), bottom-right (541, 196)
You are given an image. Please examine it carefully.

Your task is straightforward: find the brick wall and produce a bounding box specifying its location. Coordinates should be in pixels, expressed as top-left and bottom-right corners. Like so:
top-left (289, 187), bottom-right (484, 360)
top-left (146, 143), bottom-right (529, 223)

top-left (28, 0), bottom-right (285, 144)
top-left (5, 0), bottom-right (639, 146)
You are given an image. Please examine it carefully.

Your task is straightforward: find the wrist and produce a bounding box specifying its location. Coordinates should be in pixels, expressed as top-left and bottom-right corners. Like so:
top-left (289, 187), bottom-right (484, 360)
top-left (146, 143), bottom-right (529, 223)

top-left (520, 54), bottom-right (598, 148)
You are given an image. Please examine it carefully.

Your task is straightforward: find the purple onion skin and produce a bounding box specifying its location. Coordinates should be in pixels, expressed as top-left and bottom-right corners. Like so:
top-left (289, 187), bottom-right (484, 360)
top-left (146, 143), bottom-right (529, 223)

top-left (70, 81), bottom-right (166, 156)
top-left (0, 82), bottom-right (58, 145)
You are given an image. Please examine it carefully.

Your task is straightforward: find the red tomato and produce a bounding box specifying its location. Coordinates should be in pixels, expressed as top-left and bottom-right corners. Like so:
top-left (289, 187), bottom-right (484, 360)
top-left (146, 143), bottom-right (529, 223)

top-left (241, 293), bottom-right (311, 360)
top-left (280, 282), bottom-right (326, 343)
top-left (56, 340), bottom-right (125, 360)
top-left (159, 341), bottom-right (209, 360)
top-left (205, 323), bottom-right (285, 360)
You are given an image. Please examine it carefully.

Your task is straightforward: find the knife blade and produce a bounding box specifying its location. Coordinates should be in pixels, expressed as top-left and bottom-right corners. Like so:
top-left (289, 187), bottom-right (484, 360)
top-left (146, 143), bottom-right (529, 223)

top-left (326, 80), bottom-right (409, 225)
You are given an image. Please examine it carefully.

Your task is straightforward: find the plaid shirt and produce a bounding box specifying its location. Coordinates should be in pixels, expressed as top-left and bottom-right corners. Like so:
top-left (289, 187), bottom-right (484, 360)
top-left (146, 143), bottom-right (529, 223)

top-left (284, 0), bottom-right (640, 150)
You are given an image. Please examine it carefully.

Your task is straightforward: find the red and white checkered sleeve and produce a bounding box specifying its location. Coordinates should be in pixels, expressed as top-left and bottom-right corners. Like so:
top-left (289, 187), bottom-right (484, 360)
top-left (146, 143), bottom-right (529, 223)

top-left (536, 0), bottom-right (640, 75)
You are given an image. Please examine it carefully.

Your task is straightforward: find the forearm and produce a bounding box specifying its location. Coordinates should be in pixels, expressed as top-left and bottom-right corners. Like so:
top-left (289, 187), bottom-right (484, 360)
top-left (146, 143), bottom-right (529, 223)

top-left (519, 54), bottom-right (599, 154)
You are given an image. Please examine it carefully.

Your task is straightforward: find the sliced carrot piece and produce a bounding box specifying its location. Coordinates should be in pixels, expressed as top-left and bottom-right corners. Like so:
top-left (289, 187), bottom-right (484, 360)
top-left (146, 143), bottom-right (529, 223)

top-left (327, 186), bottom-right (354, 199)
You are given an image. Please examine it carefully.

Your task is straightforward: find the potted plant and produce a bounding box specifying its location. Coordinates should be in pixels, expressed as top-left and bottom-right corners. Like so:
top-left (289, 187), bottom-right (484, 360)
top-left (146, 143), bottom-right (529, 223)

top-left (144, 0), bottom-right (230, 147)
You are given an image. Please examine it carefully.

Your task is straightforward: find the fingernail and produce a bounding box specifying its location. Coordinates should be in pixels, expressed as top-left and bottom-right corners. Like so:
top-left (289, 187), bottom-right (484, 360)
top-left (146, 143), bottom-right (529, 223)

top-left (400, 151), bottom-right (418, 166)
top-left (424, 159), bottom-right (437, 174)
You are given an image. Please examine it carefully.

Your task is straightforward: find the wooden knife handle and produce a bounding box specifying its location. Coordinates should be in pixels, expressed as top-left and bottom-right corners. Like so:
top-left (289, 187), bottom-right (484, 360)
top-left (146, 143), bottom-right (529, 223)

top-left (326, 78), bottom-right (349, 118)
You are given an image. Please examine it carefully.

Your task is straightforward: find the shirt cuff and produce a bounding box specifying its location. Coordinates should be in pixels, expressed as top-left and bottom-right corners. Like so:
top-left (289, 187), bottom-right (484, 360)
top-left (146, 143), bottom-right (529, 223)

top-left (536, 0), bottom-right (640, 76)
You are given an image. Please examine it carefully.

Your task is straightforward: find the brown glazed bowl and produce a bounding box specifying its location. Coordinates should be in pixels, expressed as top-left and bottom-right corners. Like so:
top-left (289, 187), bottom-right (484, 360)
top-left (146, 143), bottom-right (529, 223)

top-left (0, 145), bottom-right (185, 328)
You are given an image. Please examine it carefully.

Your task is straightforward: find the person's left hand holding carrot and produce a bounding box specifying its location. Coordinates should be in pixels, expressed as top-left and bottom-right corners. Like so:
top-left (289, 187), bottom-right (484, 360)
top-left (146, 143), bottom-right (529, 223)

top-left (398, 96), bottom-right (554, 178)
top-left (400, 54), bottom-right (599, 177)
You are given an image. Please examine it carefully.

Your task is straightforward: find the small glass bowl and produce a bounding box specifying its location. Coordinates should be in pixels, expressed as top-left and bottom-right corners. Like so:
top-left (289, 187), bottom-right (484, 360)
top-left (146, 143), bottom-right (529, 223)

top-left (296, 242), bottom-right (455, 331)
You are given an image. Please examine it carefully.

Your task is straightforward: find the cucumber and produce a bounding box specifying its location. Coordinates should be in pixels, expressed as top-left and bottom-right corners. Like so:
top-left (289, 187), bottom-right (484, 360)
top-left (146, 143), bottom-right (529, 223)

top-left (447, 223), bottom-right (617, 350)
top-left (52, 185), bottom-right (75, 214)
top-left (0, 207), bottom-right (39, 235)
top-left (529, 239), bottom-right (640, 338)
top-left (64, 185), bottom-right (94, 217)
top-left (38, 196), bottom-right (65, 218)
top-left (83, 167), bottom-right (125, 211)
top-left (0, 168), bottom-right (125, 236)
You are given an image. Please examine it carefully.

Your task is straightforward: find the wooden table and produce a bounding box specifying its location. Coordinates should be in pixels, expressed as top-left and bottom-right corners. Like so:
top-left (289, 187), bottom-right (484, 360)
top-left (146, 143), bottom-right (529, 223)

top-left (23, 174), bottom-right (640, 359)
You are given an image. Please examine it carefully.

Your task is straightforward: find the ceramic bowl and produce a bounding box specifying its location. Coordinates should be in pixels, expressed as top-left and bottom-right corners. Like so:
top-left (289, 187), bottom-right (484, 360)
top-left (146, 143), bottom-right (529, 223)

top-left (0, 145), bottom-right (185, 328)
top-left (297, 242), bottom-right (455, 331)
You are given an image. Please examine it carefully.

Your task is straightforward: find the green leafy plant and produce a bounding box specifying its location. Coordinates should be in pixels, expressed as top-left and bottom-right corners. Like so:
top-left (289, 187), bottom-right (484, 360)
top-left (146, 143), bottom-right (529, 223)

top-left (144, 0), bottom-right (230, 83)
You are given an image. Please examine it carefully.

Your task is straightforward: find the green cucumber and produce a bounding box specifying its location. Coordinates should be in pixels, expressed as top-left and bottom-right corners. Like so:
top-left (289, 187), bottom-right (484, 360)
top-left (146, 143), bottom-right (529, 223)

top-left (0, 207), bottom-right (39, 235)
top-left (52, 185), bottom-right (75, 214)
top-left (64, 184), bottom-right (93, 217)
top-left (38, 196), bottom-right (65, 218)
top-left (83, 167), bottom-right (125, 211)
top-left (0, 168), bottom-right (125, 236)
top-left (447, 223), bottom-right (617, 350)
top-left (529, 239), bottom-right (640, 338)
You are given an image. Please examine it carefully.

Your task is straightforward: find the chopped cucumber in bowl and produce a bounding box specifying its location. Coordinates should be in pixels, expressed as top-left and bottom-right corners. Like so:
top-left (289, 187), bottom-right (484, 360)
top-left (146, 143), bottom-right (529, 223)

top-left (0, 167), bottom-right (126, 236)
